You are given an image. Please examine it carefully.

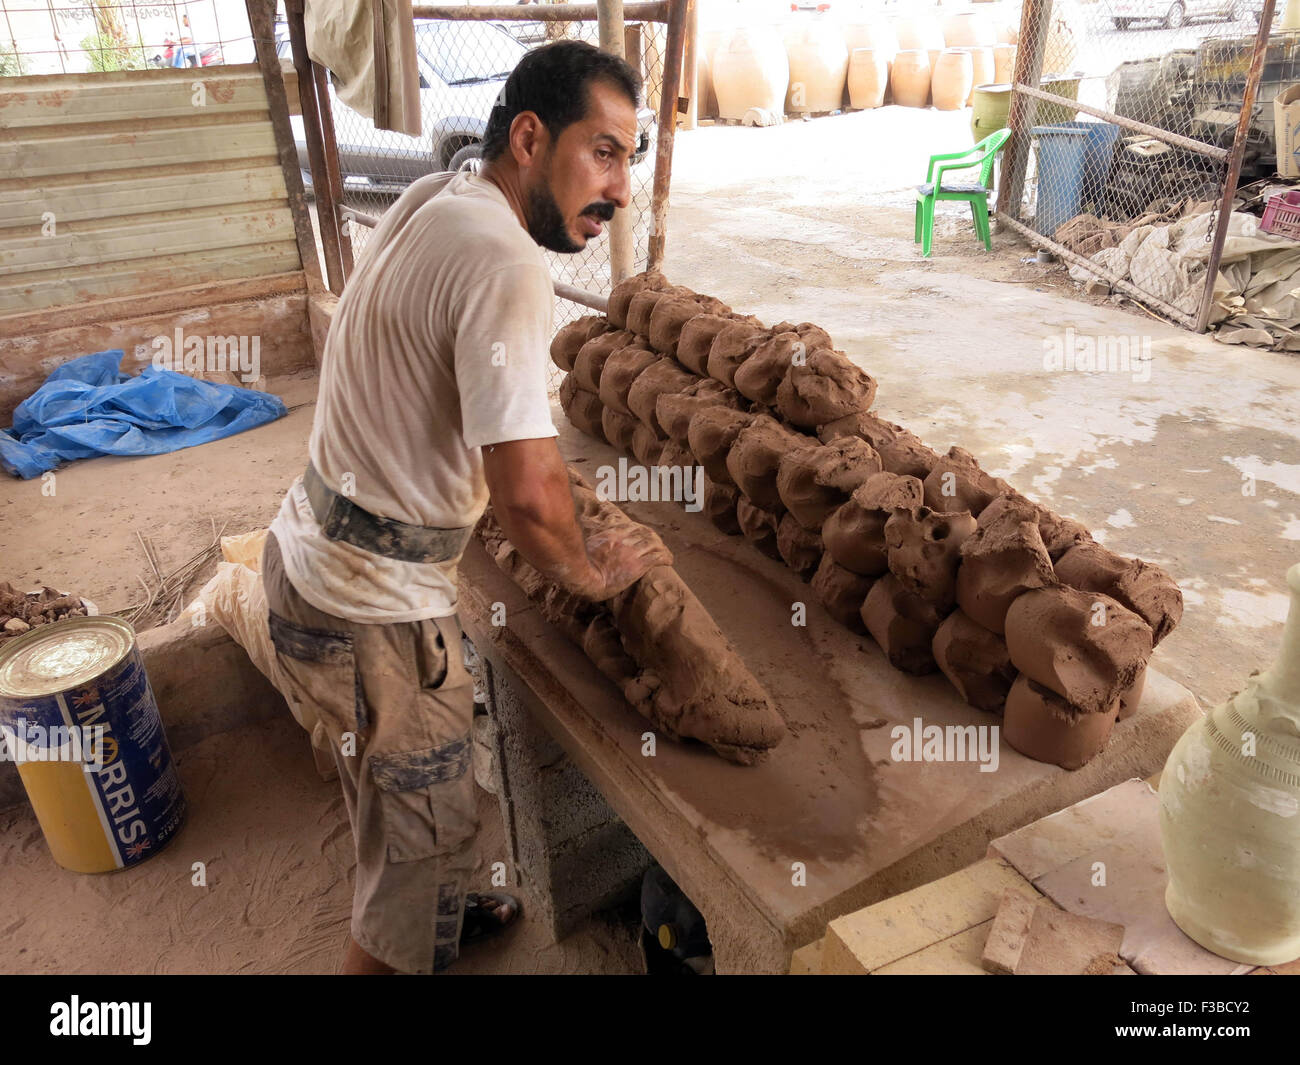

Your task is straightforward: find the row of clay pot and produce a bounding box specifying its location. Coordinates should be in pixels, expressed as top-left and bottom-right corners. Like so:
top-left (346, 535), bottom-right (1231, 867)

top-left (890, 43), bottom-right (1016, 111)
top-left (549, 272), bottom-right (1185, 771)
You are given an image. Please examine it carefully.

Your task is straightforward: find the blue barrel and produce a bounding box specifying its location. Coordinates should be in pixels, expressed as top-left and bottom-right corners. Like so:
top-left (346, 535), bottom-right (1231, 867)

top-left (1032, 121), bottom-right (1121, 237)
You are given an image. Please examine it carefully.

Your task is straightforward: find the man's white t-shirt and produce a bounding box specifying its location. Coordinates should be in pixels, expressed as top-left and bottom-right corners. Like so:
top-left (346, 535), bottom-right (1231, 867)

top-left (270, 171), bottom-right (558, 623)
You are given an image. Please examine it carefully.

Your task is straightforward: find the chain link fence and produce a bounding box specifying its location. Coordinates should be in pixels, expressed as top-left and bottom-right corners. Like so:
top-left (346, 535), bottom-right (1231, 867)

top-left (318, 12), bottom-right (666, 334)
top-left (1001, 0), bottom-right (1280, 327)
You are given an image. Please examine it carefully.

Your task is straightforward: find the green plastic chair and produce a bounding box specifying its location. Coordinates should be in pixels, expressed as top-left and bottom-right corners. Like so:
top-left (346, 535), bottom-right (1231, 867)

top-left (914, 128), bottom-right (1011, 258)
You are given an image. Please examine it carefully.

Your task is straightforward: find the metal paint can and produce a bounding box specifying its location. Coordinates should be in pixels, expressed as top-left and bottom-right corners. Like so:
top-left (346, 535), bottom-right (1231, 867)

top-left (0, 616), bottom-right (186, 873)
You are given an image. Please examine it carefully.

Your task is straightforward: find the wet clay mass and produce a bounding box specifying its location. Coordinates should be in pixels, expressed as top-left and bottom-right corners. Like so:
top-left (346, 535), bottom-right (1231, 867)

top-left (777, 513), bottom-right (824, 579)
top-left (726, 415), bottom-right (816, 511)
top-left (597, 345), bottom-right (659, 415)
top-left (1004, 586), bottom-right (1153, 716)
top-left (776, 438), bottom-right (882, 531)
top-left (955, 501), bottom-right (1057, 634)
top-left (861, 573), bottom-right (947, 675)
top-left (608, 270), bottom-right (669, 329)
top-left (677, 314), bottom-right (745, 375)
top-left (550, 315), bottom-right (608, 372)
top-left (627, 286), bottom-right (685, 338)
top-left (932, 610), bottom-right (1017, 713)
top-left (733, 329), bottom-right (829, 406)
top-left (736, 495), bottom-right (783, 560)
top-left (478, 475), bottom-right (785, 764)
top-left (656, 380), bottom-right (741, 444)
top-left (706, 320), bottom-right (768, 387)
top-left (923, 446), bottom-right (1006, 516)
top-left (648, 294), bottom-right (730, 358)
top-left (703, 475), bottom-right (742, 535)
top-left (821, 471), bottom-right (924, 577)
top-left (1003, 674), bottom-right (1119, 770)
top-left (1055, 542), bottom-right (1183, 645)
top-left (601, 407), bottom-right (640, 455)
top-left (811, 554), bottom-right (873, 632)
top-left (562, 380), bottom-right (607, 443)
top-left (688, 406), bottom-right (755, 486)
top-left (657, 439), bottom-right (694, 472)
top-left (1119, 665), bottom-right (1146, 720)
top-left (819, 412), bottom-right (938, 479)
top-left (631, 422), bottom-right (665, 467)
top-left (884, 506), bottom-right (978, 611)
top-left (626, 358), bottom-right (696, 436)
top-left (573, 329), bottom-right (636, 393)
top-left (776, 349), bottom-right (878, 428)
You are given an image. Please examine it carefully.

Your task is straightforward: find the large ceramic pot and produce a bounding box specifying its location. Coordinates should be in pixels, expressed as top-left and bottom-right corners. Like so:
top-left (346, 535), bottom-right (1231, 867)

top-left (890, 48), bottom-right (931, 109)
top-left (784, 21), bottom-right (849, 114)
top-left (931, 49), bottom-right (973, 111)
top-left (1159, 562), bottom-right (1300, 966)
top-left (963, 45), bottom-right (994, 105)
top-left (994, 42), bottom-right (1016, 86)
top-left (944, 11), bottom-right (994, 48)
top-left (712, 26), bottom-right (790, 121)
top-left (697, 28), bottom-right (724, 120)
top-left (847, 47), bottom-right (889, 109)
top-left (894, 11), bottom-right (944, 71)
top-left (843, 18), bottom-right (898, 65)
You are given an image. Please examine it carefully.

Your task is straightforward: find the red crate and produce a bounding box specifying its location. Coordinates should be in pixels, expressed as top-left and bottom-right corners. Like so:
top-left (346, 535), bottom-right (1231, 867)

top-left (1261, 189), bottom-right (1300, 240)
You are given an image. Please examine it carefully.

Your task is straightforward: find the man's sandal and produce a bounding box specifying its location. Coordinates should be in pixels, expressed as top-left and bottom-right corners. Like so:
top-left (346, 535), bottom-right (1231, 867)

top-left (460, 891), bottom-right (522, 946)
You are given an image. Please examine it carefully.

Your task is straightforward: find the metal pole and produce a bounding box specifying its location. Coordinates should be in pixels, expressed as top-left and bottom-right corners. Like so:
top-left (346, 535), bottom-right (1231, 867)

top-left (597, 0), bottom-right (635, 285)
top-left (997, 0), bottom-right (1051, 224)
top-left (648, 0), bottom-right (689, 271)
top-left (244, 0), bottom-right (324, 294)
top-left (682, 0), bottom-right (698, 130)
top-left (413, 3), bottom-right (670, 21)
top-left (285, 0), bottom-right (345, 294)
top-left (1193, 0), bottom-right (1276, 333)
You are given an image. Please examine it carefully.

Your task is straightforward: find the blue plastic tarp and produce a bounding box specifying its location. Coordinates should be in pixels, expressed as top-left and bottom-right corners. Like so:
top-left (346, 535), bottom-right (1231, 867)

top-left (0, 350), bottom-right (287, 479)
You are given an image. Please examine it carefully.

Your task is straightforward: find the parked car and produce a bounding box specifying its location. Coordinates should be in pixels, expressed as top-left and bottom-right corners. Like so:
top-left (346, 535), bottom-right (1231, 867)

top-left (284, 20), bottom-right (655, 195)
top-left (1107, 0), bottom-right (1248, 29)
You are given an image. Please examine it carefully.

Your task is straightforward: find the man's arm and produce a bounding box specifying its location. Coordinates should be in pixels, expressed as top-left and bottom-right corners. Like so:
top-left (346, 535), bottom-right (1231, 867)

top-left (482, 437), bottom-right (670, 601)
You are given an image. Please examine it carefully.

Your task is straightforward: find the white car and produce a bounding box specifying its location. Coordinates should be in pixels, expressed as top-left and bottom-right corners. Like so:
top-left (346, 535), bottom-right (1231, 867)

top-left (1108, 0), bottom-right (1248, 29)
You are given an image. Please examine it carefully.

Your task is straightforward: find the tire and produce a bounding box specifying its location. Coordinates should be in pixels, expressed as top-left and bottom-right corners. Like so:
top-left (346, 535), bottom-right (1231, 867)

top-left (447, 142), bottom-right (483, 173)
top-left (1113, 17), bottom-right (1131, 29)
top-left (1165, 2), bottom-right (1185, 28)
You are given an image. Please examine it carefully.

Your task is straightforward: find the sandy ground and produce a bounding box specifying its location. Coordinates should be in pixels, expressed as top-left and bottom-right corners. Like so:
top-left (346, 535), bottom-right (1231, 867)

top-left (2, 105), bottom-right (1298, 974)
top-left (0, 715), bottom-right (644, 975)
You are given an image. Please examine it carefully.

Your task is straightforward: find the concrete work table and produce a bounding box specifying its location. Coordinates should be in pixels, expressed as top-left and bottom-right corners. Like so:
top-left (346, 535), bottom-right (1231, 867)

top-left (458, 423), bottom-right (1203, 974)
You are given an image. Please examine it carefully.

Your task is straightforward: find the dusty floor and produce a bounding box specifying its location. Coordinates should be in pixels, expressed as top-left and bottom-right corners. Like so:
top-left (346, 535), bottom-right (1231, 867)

top-left (0, 716), bottom-right (644, 974)
top-left (2, 105), bottom-right (1298, 974)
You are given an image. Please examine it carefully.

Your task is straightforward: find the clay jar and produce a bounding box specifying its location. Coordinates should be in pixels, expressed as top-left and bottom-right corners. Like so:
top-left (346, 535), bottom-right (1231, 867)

top-left (1160, 563), bottom-right (1300, 966)
top-left (890, 49), bottom-right (932, 109)
top-left (930, 49), bottom-right (973, 112)
top-left (843, 18), bottom-right (898, 63)
top-left (848, 48), bottom-right (889, 109)
top-left (994, 42), bottom-right (1016, 85)
top-left (783, 20), bottom-right (849, 114)
top-left (943, 10), bottom-right (995, 48)
top-left (962, 46), bottom-right (994, 105)
top-left (712, 26), bottom-right (790, 121)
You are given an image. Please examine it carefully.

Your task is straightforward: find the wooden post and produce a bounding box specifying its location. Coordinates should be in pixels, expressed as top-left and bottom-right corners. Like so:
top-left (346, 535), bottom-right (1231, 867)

top-left (312, 61), bottom-right (354, 277)
top-left (597, 0), bottom-right (635, 285)
top-left (648, 0), bottom-right (689, 271)
top-left (285, 0), bottom-right (345, 294)
top-left (682, 0), bottom-right (698, 130)
top-left (1194, 0), bottom-right (1276, 333)
top-left (996, 0), bottom-right (1051, 225)
top-left (244, 0), bottom-right (324, 294)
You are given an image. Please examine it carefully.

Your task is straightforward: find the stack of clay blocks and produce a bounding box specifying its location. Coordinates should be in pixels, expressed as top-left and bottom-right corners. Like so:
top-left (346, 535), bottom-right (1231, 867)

top-left (551, 272), bottom-right (1183, 770)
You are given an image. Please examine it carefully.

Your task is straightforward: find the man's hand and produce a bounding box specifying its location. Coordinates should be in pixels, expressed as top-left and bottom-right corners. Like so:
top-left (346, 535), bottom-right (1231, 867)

top-left (482, 437), bottom-right (672, 601)
top-left (565, 524), bottom-right (672, 601)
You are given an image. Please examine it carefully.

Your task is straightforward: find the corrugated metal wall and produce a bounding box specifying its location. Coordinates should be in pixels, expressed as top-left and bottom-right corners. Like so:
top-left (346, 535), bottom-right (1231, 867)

top-left (0, 64), bottom-right (302, 318)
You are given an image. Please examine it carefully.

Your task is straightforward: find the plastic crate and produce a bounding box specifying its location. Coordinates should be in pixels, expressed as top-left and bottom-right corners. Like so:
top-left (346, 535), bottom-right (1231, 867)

top-left (1261, 189), bottom-right (1300, 240)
